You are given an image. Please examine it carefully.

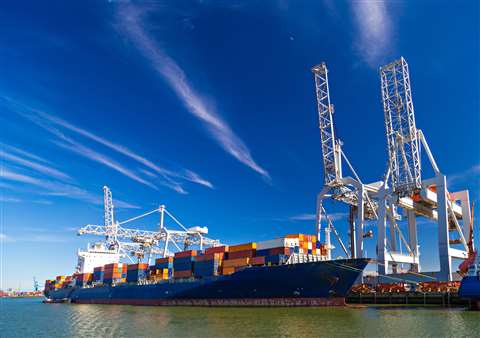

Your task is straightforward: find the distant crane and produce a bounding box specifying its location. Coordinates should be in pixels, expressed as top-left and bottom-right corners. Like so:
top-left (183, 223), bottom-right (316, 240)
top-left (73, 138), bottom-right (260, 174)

top-left (78, 186), bottom-right (221, 264)
top-left (33, 277), bottom-right (39, 292)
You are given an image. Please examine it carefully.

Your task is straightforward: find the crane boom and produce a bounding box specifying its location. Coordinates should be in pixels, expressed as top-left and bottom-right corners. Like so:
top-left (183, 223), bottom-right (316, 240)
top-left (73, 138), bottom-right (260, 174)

top-left (380, 57), bottom-right (421, 195)
top-left (312, 63), bottom-right (342, 186)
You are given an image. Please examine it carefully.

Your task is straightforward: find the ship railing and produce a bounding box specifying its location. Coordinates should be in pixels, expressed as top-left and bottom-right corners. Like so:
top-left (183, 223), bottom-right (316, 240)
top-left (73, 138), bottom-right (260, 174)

top-left (286, 253), bottom-right (328, 265)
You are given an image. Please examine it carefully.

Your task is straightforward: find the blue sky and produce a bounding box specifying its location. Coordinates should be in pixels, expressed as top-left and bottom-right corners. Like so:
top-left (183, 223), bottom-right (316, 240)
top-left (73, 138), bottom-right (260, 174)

top-left (1, 1), bottom-right (479, 290)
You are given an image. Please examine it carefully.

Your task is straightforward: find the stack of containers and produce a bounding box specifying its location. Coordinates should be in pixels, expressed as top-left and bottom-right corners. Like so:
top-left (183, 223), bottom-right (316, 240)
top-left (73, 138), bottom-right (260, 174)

top-left (126, 263), bottom-right (148, 283)
top-left (194, 253), bottom-right (223, 278)
top-left (286, 234), bottom-right (319, 255)
top-left (64, 276), bottom-right (74, 288)
top-left (55, 275), bottom-right (65, 289)
top-left (93, 266), bottom-right (104, 283)
top-left (255, 237), bottom-right (298, 266)
top-left (153, 257), bottom-right (173, 280)
top-left (103, 263), bottom-right (126, 285)
top-left (173, 250), bottom-right (196, 279)
top-left (75, 273), bottom-right (92, 287)
top-left (222, 243), bottom-right (256, 275)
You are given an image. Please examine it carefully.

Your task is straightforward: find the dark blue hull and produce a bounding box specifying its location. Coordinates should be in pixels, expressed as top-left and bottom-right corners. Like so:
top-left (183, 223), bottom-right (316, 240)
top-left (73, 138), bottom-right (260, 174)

top-left (459, 276), bottom-right (480, 299)
top-left (45, 259), bottom-right (369, 306)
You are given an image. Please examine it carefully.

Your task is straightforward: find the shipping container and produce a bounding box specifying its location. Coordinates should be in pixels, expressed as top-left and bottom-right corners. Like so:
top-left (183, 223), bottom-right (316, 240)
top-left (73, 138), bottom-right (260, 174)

top-left (256, 238), bottom-right (299, 250)
top-left (251, 256), bottom-right (266, 266)
top-left (204, 245), bottom-right (229, 254)
top-left (222, 266), bottom-right (235, 275)
top-left (227, 249), bottom-right (256, 259)
top-left (229, 242), bottom-right (256, 253)
top-left (223, 257), bottom-right (250, 268)
top-left (174, 270), bottom-right (193, 278)
top-left (174, 250), bottom-right (197, 258)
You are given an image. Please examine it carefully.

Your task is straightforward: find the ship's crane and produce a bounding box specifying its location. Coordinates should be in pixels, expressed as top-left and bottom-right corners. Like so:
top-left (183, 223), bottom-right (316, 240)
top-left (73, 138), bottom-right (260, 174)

top-left (312, 62), bottom-right (382, 260)
top-left (78, 186), bottom-right (221, 264)
top-left (376, 57), bottom-right (472, 280)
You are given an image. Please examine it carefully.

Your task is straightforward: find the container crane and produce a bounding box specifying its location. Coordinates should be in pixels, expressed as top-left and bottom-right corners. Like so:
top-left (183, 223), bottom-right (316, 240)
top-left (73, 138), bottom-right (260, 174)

top-left (377, 57), bottom-right (472, 281)
top-left (312, 62), bottom-right (382, 260)
top-left (77, 186), bottom-right (221, 265)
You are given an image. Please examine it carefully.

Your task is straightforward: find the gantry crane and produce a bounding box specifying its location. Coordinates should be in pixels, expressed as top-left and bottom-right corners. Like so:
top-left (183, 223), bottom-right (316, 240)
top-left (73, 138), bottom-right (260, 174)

top-left (376, 57), bottom-right (472, 281)
top-left (312, 62), bottom-right (381, 260)
top-left (77, 186), bottom-right (221, 264)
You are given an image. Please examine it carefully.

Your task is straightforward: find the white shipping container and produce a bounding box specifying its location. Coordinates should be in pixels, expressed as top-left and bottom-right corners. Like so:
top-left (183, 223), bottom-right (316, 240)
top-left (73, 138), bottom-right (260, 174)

top-left (256, 238), bottom-right (299, 250)
top-left (307, 242), bottom-right (313, 250)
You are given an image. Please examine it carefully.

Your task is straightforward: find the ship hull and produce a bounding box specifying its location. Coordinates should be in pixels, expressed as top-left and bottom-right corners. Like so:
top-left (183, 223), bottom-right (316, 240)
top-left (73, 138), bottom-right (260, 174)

top-left (45, 258), bottom-right (368, 307)
top-left (459, 275), bottom-right (480, 310)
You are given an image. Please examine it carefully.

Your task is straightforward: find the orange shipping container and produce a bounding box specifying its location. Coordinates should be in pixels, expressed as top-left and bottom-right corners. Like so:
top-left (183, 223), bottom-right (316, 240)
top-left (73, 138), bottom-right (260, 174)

top-left (205, 245), bottom-right (229, 254)
top-left (228, 249), bottom-right (255, 259)
top-left (251, 256), bottom-right (266, 266)
top-left (286, 234), bottom-right (305, 240)
top-left (222, 267), bottom-right (235, 275)
top-left (127, 263), bottom-right (149, 270)
top-left (223, 257), bottom-right (250, 268)
top-left (229, 242), bottom-right (256, 253)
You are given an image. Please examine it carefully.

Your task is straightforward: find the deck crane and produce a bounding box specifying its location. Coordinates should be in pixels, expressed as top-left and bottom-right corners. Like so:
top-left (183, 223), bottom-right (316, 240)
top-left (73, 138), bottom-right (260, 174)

top-left (312, 62), bottom-right (382, 260)
top-left (377, 57), bottom-right (472, 280)
top-left (78, 186), bottom-right (221, 265)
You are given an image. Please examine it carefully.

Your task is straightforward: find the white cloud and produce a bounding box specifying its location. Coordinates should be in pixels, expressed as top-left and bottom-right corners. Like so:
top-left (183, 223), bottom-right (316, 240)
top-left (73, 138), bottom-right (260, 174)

top-left (2, 144), bottom-right (51, 164)
top-left (288, 212), bottom-right (348, 222)
top-left (447, 164), bottom-right (480, 187)
top-left (2, 96), bottom-right (213, 193)
top-left (116, 4), bottom-right (270, 181)
top-left (0, 233), bottom-right (13, 242)
top-left (53, 139), bottom-right (158, 190)
top-left (2, 147), bottom-right (71, 181)
top-left (0, 168), bottom-right (140, 209)
top-left (350, 1), bottom-right (392, 67)
top-left (0, 195), bottom-right (22, 203)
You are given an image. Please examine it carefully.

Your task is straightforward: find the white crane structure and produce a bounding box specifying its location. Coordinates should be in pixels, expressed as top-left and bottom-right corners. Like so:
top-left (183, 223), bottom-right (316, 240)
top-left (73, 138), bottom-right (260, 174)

top-left (312, 58), bottom-right (473, 282)
top-left (77, 186), bottom-right (221, 265)
top-left (312, 62), bottom-right (381, 260)
top-left (376, 57), bottom-right (472, 281)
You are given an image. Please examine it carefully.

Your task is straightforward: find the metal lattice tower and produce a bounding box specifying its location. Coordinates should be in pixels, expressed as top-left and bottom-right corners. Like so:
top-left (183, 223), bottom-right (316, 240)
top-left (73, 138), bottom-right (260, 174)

top-left (380, 57), bottom-right (421, 195)
top-left (103, 186), bottom-right (117, 246)
top-left (312, 63), bottom-right (342, 186)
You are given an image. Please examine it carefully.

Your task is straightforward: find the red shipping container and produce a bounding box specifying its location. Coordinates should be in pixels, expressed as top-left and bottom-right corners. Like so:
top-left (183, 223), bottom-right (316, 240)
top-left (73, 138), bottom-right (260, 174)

top-left (94, 266), bottom-right (103, 272)
top-left (174, 270), bottom-right (193, 278)
top-left (195, 253), bottom-right (224, 262)
top-left (174, 250), bottom-right (197, 258)
top-left (228, 249), bottom-right (256, 259)
top-left (127, 263), bottom-right (148, 270)
top-left (155, 257), bottom-right (173, 265)
top-left (251, 256), bottom-right (266, 266)
top-left (104, 263), bottom-right (118, 270)
top-left (268, 247), bottom-right (291, 255)
top-left (205, 245), bottom-right (229, 254)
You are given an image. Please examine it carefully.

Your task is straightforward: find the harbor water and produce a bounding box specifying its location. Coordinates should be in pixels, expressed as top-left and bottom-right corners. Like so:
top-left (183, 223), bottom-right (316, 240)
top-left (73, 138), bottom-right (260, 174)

top-left (1, 298), bottom-right (478, 337)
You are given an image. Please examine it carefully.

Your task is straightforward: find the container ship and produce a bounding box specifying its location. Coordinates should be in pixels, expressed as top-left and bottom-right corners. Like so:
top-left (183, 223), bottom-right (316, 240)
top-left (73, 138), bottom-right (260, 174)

top-left (44, 234), bottom-right (369, 306)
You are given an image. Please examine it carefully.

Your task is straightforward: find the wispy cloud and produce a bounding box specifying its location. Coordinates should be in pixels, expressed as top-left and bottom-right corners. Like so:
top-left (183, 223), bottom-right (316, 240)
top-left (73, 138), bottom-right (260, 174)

top-left (53, 138), bottom-right (158, 190)
top-left (1, 96), bottom-right (213, 193)
top-left (288, 212), bottom-right (348, 222)
top-left (2, 144), bottom-right (51, 165)
top-left (2, 147), bottom-right (71, 181)
top-left (1, 168), bottom-right (140, 209)
top-left (115, 4), bottom-right (270, 181)
top-left (0, 195), bottom-right (22, 203)
top-left (0, 233), bottom-right (13, 243)
top-left (447, 164), bottom-right (480, 188)
top-left (350, 1), bottom-right (392, 67)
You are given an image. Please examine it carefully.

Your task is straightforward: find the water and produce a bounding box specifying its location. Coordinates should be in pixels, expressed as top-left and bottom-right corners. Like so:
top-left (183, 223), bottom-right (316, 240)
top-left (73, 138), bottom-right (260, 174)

top-left (1, 298), bottom-right (478, 337)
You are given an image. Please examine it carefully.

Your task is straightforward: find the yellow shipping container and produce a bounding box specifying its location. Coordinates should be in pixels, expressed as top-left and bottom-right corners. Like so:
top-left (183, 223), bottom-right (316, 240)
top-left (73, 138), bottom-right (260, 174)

top-left (223, 257), bottom-right (250, 268)
top-left (228, 242), bottom-right (256, 252)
